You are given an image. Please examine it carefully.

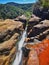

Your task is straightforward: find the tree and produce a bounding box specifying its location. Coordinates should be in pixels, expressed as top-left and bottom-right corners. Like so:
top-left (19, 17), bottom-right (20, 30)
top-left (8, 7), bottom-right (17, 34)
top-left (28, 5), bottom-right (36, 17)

top-left (38, 0), bottom-right (49, 8)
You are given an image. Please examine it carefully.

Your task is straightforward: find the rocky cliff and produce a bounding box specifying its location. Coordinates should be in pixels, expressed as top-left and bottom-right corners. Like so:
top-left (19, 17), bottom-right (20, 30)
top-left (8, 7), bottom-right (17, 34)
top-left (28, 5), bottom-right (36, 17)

top-left (0, 19), bottom-right (24, 65)
top-left (26, 15), bottom-right (49, 42)
top-left (14, 15), bottom-right (27, 29)
top-left (33, 7), bottom-right (49, 20)
top-left (22, 14), bottom-right (49, 65)
top-left (22, 39), bottom-right (49, 65)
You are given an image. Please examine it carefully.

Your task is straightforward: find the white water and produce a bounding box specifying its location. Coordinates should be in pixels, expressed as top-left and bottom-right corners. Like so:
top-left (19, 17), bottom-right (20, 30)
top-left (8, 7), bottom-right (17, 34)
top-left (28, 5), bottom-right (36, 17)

top-left (13, 27), bottom-right (27, 65)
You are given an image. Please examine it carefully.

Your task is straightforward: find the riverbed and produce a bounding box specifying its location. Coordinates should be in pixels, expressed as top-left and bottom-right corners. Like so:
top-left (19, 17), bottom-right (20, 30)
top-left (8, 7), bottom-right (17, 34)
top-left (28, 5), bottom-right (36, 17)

top-left (13, 27), bottom-right (27, 65)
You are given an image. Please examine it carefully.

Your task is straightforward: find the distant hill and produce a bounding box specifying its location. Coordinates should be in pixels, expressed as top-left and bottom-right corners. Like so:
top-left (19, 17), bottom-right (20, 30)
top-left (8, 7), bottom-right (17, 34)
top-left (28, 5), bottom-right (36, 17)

top-left (6, 2), bottom-right (33, 11)
top-left (0, 2), bottom-right (33, 19)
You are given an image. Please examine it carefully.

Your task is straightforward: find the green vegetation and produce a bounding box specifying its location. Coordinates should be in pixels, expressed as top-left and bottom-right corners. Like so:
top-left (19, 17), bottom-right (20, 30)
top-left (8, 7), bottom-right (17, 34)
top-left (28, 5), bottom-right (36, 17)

top-left (39, 0), bottom-right (49, 7)
top-left (25, 11), bottom-right (32, 18)
top-left (0, 2), bottom-right (33, 19)
top-left (0, 4), bottom-right (24, 19)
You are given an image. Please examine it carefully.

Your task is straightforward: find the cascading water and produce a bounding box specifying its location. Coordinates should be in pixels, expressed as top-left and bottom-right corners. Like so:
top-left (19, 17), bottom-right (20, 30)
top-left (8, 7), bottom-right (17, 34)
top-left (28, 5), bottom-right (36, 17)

top-left (13, 27), bottom-right (27, 65)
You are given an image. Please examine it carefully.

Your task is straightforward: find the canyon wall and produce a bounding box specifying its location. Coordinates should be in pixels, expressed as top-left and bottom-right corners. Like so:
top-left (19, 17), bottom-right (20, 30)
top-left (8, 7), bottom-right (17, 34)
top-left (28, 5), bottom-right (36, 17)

top-left (22, 14), bottom-right (49, 65)
top-left (0, 16), bottom-right (27, 65)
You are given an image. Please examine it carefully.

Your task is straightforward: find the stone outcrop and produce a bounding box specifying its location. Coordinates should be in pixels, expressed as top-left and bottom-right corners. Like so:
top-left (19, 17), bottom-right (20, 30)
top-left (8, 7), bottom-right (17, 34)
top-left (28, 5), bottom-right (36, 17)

top-left (23, 14), bottom-right (49, 65)
top-left (0, 19), bottom-right (24, 65)
top-left (27, 18), bottom-right (49, 42)
top-left (33, 7), bottom-right (49, 20)
top-left (0, 19), bottom-right (23, 42)
top-left (14, 15), bottom-right (27, 29)
top-left (22, 39), bottom-right (49, 65)
top-left (27, 15), bottom-right (41, 33)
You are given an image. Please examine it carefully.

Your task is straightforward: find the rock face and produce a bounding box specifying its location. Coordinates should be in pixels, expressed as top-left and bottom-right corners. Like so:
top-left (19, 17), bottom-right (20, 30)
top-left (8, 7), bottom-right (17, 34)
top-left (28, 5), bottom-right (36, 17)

top-left (22, 39), bottom-right (49, 65)
top-left (0, 19), bottom-right (24, 42)
top-left (33, 7), bottom-right (49, 20)
top-left (0, 19), bottom-right (24, 65)
top-left (14, 15), bottom-right (27, 29)
top-left (23, 13), bottom-right (49, 65)
top-left (27, 16), bottom-right (49, 42)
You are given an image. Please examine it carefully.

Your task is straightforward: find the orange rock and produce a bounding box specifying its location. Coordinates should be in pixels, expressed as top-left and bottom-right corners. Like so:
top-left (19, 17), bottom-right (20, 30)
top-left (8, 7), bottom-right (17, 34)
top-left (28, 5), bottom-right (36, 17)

top-left (39, 39), bottom-right (49, 65)
top-left (26, 49), bottom-right (39, 65)
top-left (24, 39), bottom-right (49, 65)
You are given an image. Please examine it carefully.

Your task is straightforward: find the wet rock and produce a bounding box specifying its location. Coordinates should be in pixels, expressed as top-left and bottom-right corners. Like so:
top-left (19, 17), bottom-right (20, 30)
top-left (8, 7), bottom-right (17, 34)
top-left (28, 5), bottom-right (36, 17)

top-left (22, 47), bottom-right (30, 57)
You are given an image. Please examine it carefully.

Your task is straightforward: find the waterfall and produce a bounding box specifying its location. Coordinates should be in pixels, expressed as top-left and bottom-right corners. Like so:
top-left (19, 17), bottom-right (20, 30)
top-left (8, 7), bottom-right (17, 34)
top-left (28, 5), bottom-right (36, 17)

top-left (13, 27), bottom-right (27, 65)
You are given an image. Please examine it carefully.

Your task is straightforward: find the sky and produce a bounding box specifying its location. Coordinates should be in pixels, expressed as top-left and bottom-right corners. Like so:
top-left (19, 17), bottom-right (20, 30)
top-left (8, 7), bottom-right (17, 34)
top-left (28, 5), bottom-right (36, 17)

top-left (0, 0), bottom-right (37, 4)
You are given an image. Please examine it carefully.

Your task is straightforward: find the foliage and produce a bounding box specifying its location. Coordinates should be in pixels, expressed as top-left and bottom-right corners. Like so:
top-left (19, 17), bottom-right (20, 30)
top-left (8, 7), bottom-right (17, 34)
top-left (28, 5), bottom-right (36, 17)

top-left (0, 3), bottom-right (33, 19)
top-left (39, 0), bottom-right (49, 7)
top-left (25, 11), bottom-right (32, 18)
top-left (0, 4), bottom-right (24, 19)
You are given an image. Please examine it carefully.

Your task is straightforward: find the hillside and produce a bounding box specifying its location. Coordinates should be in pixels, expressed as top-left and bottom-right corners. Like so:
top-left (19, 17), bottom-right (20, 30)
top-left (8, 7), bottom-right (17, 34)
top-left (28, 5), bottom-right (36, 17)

top-left (0, 2), bottom-right (33, 19)
top-left (6, 2), bottom-right (33, 11)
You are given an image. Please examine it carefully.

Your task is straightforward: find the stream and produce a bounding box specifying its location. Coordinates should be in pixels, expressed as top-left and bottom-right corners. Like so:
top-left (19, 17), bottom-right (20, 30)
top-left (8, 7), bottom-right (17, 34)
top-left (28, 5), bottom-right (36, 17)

top-left (13, 27), bottom-right (27, 65)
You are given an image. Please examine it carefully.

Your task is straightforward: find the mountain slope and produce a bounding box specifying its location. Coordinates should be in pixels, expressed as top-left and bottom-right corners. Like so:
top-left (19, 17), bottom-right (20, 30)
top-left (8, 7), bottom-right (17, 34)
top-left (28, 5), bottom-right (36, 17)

top-left (7, 2), bottom-right (33, 11)
top-left (0, 2), bottom-right (33, 19)
top-left (0, 4), bottom-right (24, 19)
